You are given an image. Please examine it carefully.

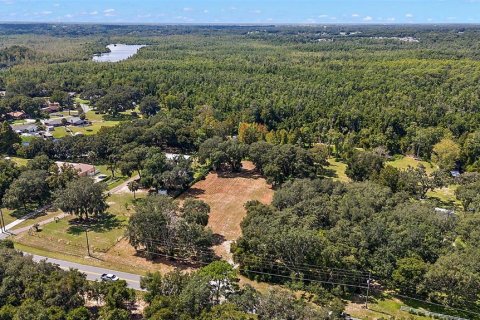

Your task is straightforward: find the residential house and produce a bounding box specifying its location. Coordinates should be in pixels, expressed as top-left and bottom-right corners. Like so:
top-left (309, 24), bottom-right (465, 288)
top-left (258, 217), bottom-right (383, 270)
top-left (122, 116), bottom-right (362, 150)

top-left (42, 116), bottom-right (86, 127)
top-left (42, 118), bottom-right (65, 127)
top-left (11, 123), bottom-right (38, 134)
top-left (68, 117), bottom-right (86, 126)
top-left (42, 101), bottom-right (61, 114)
top-left (7, 111), bottom-right (26, 120)
top-left (55, 162), bottom-right (97, 177)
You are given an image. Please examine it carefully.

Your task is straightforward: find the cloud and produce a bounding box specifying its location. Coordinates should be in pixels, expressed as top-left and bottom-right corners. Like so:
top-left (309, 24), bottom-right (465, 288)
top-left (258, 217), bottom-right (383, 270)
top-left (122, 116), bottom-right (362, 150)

top-left (318, 14), bottom-right (328, 18)
top-left (64, 14), bottom-right (74, 18)
top-left (203, 9), bottom-right (209, 13)
top-left (405, 13), bottom-right (414, 18)
top-left (104, 8), bottom-right (116, 17)
top-left (40, 11), bottom-right (52, 15)
top-left (352, 13), bottom-right (360, 17)
top-left (183, 7), bottom-right (193, 12)
top-left (90, 11), bottom-right (98, 15)
top-left (363, 16), bottom-right (373, 21)
top-left (251, 9), bottom-right (262, 14)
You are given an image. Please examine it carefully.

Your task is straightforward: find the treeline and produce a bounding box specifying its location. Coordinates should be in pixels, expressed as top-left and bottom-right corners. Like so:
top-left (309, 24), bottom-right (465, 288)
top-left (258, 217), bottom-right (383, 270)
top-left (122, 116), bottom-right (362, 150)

top-left (140, 260), bottom-right (342, 319)
top-left (0, 155), bottom-right (109, 221)
top-left (233, 176), bottom-right (480, 310)
top-left (0, 240), bottom-right (136, 320)
top-left (0, 241), bottom-right (342, 319)
top-left (3, 29), bottom-right (480, 171)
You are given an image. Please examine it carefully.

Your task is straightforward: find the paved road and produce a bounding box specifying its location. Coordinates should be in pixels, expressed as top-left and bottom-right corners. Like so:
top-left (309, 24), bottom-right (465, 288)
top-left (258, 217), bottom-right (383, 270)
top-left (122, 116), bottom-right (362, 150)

top-left (27, 253), bottom-right (144, 290)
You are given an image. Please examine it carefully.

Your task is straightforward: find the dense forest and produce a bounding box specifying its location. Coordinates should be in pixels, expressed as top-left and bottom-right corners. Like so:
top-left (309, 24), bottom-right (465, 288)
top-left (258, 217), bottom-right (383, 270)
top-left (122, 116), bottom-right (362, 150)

top-left (1, 24), bottom-right (480, 318)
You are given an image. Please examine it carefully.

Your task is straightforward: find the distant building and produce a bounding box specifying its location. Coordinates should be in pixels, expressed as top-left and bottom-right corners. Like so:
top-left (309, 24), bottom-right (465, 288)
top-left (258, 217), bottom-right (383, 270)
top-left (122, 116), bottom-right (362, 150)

top-left (450, 170), bottom-right (461, 178)
top-left (55, 161), bottom-right (97, 177)
top-left (11, 123), bottom-right (38, 133)
top-left (7, 111), bottom-right (26, 120)
top-left (68, 117), bottom-right (86, 126)
top-left (42, 118), bottom-right (65, 127)
top-left (42, 101), bottom-right (61, 113)
top-left (435, 207), bottom-right (455, 217)
top-left (42, 116), bottom-right (86, 127)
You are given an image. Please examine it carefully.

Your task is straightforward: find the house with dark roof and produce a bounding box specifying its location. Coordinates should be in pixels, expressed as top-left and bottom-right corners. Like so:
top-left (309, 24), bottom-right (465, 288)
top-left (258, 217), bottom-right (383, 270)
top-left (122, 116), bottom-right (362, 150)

top-left (42, 101), bottom-right (61, 113)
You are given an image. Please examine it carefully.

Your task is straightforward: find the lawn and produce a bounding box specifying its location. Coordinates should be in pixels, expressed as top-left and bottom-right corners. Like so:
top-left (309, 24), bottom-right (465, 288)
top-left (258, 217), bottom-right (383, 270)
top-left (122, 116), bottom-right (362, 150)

top-left (324, 157), bottom-right (351, 182)
top-left (387, 155), bottom-right (437, 175)
top-left (10, 208), bottom-right (63, 231)
top-left (1, 208), bottom-right (18, 226)
top-left (8, 156), bottom-right (29, 167)
top-left (14, 193), bottom-right (134, 258)
top-left (346, 293), bottom-right (476, 320)
top-left (427, 184), bottom-right (461, 207)
top-left (50, 121), bottom-right (120, 138)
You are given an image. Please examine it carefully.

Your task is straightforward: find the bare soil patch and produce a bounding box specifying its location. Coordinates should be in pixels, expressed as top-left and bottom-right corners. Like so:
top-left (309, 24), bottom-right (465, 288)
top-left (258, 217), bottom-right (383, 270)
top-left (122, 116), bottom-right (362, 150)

top-left (180, 161), bottom-right (273, 241)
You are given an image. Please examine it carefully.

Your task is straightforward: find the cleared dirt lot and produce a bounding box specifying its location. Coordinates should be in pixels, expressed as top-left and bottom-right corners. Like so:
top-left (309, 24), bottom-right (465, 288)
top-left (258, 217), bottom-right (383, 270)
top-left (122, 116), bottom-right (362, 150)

top-left (179, 161), bottom-right (273, 261)
top-left (180, 161), bottom-right (273, 241)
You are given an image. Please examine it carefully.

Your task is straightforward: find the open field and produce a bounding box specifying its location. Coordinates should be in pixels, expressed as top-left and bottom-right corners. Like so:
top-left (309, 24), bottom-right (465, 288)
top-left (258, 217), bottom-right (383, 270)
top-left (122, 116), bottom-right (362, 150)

top-left (180, 161), bottom-right (274, 241)
top-left (51, 121), bottom-right (120, 138)
top-left (346, 293), bottom-right (476, 320)
top-left (347, 297), bottom-right (430, 320)
top-left (14, 193), bottom-right (134, 257)
top-left (177, 161), bottom-right (273, 262)
top-left (324, 157), bottom-right (351, 182)
top-left (387, 155), bottom-right (437, 175)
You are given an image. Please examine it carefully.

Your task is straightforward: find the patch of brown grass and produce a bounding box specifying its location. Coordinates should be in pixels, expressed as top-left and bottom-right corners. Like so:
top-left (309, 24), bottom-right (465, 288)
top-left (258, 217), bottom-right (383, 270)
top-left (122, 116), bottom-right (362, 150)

top-left (180, 161), bottom-right (273, 241)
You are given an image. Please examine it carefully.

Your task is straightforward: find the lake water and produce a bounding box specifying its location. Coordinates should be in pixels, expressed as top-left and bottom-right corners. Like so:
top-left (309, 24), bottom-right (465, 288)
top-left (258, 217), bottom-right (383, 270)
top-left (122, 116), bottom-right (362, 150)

top-left (92, 44), bottom-right (146, 62)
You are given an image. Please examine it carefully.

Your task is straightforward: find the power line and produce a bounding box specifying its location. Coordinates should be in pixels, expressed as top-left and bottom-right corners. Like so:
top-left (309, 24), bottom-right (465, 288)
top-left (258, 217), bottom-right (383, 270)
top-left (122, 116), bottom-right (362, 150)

top-left (143, 237), bottom-right (371, 276)
top-left (143, 249), bottom-right (480, 317)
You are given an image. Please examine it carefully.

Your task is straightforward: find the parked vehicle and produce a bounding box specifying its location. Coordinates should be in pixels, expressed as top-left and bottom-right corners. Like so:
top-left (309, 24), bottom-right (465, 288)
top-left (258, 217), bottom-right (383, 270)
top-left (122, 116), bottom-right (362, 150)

top-left (101, 273), bottom-right (119, 282)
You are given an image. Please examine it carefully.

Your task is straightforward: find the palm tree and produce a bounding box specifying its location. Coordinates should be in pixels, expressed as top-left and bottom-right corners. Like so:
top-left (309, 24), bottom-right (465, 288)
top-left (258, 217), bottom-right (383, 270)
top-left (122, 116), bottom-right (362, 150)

top-left (127, 180), bottom-right (140, 199)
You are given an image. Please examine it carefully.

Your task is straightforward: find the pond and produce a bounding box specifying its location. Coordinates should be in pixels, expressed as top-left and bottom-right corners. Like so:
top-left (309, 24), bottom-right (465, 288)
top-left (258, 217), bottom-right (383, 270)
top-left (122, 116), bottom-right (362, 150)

top-left (92, 44), bottom-right (146, 62)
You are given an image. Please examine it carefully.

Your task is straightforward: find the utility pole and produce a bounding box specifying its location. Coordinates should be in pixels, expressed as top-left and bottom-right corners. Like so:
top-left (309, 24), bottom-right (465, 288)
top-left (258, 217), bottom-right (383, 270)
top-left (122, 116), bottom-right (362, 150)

top-left (365, 271), bottom-right (371, 309)
top-left (0, 208), bottom-right (6, 233)
top-left (85, 229), bottom-right (91, 256)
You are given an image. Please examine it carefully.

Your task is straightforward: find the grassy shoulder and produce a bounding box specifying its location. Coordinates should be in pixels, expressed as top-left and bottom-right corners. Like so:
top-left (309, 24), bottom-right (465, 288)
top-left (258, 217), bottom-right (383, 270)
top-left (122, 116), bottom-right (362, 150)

top-left (13, 242), bottom-right (147, 276)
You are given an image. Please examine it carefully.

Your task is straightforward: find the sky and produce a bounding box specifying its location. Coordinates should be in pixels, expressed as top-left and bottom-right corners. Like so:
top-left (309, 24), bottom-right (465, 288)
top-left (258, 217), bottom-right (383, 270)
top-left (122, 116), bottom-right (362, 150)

top-left (1, 0), bottom-right (480, 24)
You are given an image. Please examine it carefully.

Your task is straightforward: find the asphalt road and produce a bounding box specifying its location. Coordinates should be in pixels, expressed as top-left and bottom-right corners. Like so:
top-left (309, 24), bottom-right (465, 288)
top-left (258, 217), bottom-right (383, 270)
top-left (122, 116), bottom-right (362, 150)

top-left (27, 253), bottom-right (144, 291)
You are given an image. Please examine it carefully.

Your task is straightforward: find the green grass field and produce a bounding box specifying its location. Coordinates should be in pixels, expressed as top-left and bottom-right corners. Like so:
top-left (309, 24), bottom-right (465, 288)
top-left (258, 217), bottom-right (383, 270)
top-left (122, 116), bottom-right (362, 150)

top-left (347, 293), bottom-right (477, 320)
top-left (8, 156), bottom-right (29, 167)
top-left (14, 193), bottom-right (135, 256)
top-left (387, 156), bottom-right (437, 175)
top-left (324, 158), bottom-right (351, 182)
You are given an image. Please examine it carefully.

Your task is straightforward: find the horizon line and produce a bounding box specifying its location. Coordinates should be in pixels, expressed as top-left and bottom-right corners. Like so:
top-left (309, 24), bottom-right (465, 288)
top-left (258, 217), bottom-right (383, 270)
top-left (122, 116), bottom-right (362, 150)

top-left (1, 21), bottom-right (480, 27)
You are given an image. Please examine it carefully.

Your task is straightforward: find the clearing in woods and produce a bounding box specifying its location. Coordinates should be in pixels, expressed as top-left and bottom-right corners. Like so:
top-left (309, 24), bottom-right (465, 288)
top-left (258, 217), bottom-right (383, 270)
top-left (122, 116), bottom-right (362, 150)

top-left (179, 161), bottom-right (274, 260)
